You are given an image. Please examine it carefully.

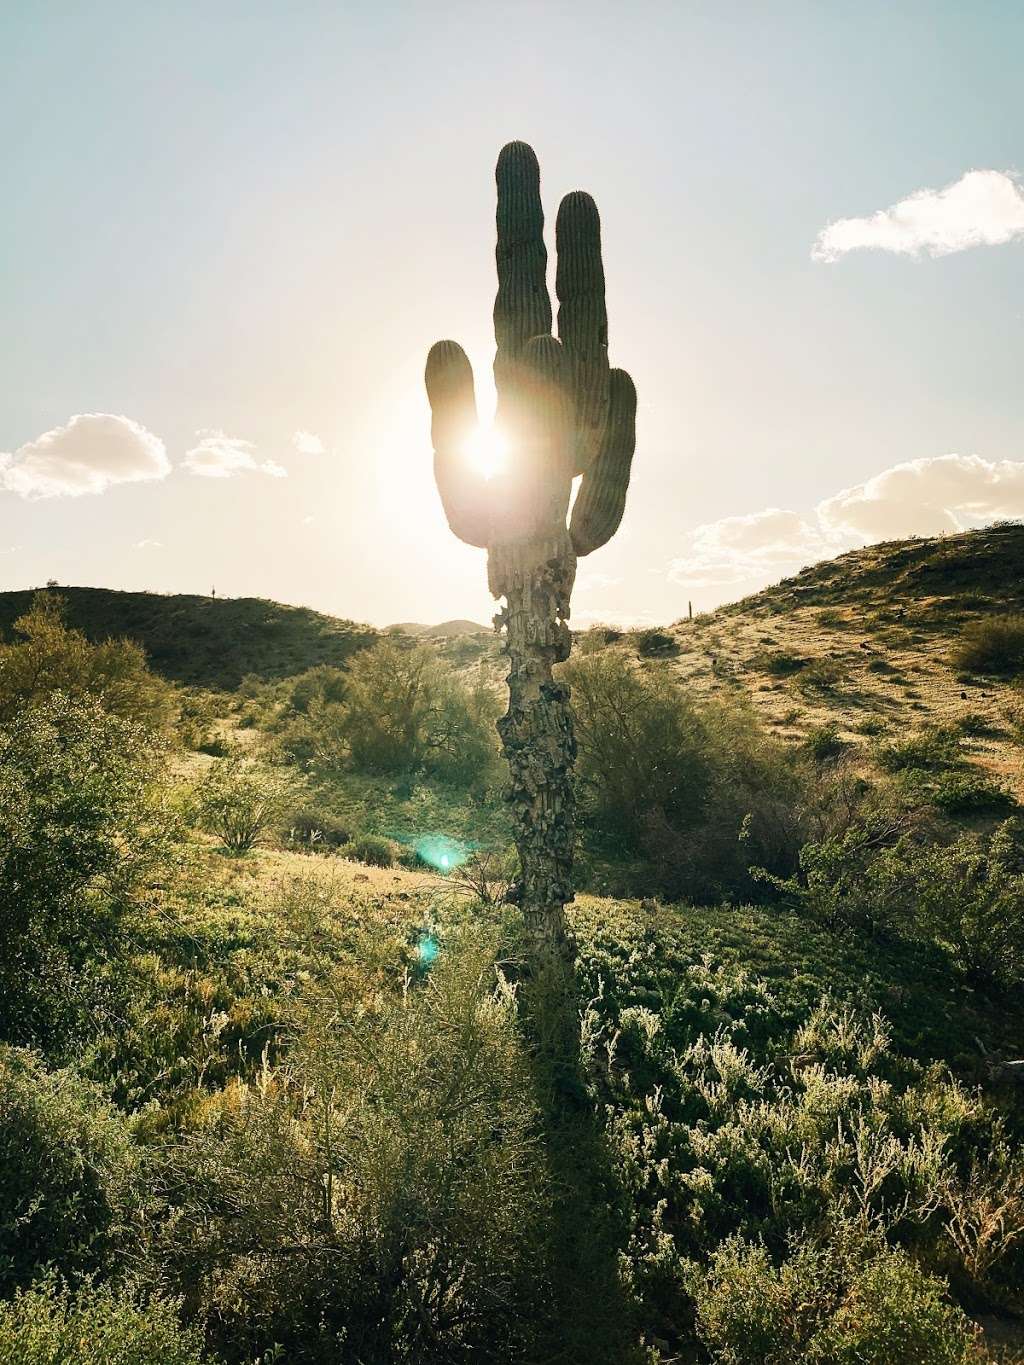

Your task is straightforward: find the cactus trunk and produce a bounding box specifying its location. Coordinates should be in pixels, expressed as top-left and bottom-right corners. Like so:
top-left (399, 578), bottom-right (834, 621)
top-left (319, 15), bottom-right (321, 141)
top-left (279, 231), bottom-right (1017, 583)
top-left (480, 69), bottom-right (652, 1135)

top-left (491, 537), bottom-right (577, 951)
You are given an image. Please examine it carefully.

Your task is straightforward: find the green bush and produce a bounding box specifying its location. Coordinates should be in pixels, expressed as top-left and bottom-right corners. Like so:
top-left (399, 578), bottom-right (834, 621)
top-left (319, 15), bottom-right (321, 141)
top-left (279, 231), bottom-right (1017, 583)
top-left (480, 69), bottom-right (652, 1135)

top-left (0, 1281), bottom-right (213, 1365)
top-left (876, 724), bottom-right (962, 772)
top-left (283, 806), bottom-right (350, 851)
top-left (803, 722), bottom-right (847, 762)
top-left (757, 649), bottom-right (807, 676)
top-left (562, 652), bottom-right (712, 852)
top-left (312, 640), bottom-right (500, 783)
top-left (158, 921), bottom-right (549, 1363)
top-left (951, 614), bottom-right (1024, 675)
top-left (931, 771), bottom-right (1015, 816)
top-left (0, 591), bottom-right (176, 731)
top-left (196, 755), bottom-right (298, 854)
top-left (686, 1231), bottom-right (979, 1364)
top-left (0, 695), bottom-right (167, 1049)
top-left (0, 1048), bottom-right (146, 1294)
top-left (346, 833), bottom-right (396, 867)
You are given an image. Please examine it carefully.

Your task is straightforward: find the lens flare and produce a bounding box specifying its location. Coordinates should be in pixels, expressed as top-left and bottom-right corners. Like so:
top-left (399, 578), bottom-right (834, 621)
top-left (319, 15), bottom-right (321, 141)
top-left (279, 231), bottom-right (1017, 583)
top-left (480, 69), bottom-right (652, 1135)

top-left (462, 424), bottom-right (507, 480)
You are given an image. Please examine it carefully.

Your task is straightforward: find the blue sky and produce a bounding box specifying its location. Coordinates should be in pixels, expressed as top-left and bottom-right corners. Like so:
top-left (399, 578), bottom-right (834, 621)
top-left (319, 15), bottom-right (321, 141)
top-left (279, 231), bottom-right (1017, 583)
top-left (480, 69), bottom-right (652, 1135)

top-left (2, 1), bottom-right (1023, 625)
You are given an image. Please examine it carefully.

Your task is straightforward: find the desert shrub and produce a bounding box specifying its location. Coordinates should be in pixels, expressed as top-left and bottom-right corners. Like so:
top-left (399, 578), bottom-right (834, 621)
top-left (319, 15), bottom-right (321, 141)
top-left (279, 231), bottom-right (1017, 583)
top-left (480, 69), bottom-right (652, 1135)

top-left (562, 652), bottom-right (712, 853)
top-left (784, 815), bottom-right (1024, 984)
top-left (158, 918), bottom-right (549, 1363)
top-left (346, 832), bottom-right (396, 867)
top-left (565, 652), bottom-right (815, 899)
top-left (816, 607), bottom-right (845, 628)
top-left (0, 591), bottom-right (176, 731)
top-left (287, 664), bottom-right (348, 714)
top-left (0, 1048), bottom-right (146, 1294)
top-left (573, 901), bottom-right (1016, 1353)
top-left (803, 722), bottom-right (847, 762)
top-left (283, 805), bottom-right (350, 851)
top-left (955, 710), bottom-right (1001, 738)
top-left (0, 695), bottom-right (168, 1049)
top-left (876, 724), bottom-right (963, 773)
top-left (794, 657), bottom-right (845, 693)
top-left (333, 640), bottom-right (499, 783)
top-left (903, 820), bottom-right (1024, 984)
top-left (196, 756), bottom-right (298, 854)
top-left (931, 771), bottom-right (1015, 816)
top-left (686, 1230), bottom-right (979, 1365)
top-left (855, 715), bottom-right (887, 735)
top-left (176, 689), bottom-right (221, 752)
top-left (758, 649), bottom-right (807, 676)
top-left (634, 628), bottom-right (677, 657)
top-left (0, 1281), bottom-right (212, 1365)
top-left (951, 614), bottom-right (1024, 675)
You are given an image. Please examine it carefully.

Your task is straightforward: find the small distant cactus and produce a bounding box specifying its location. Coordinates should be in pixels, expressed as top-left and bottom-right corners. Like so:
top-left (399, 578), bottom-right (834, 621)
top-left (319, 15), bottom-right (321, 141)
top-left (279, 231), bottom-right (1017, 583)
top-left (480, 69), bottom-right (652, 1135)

top-left (425, 142), bottom-right (636, 952)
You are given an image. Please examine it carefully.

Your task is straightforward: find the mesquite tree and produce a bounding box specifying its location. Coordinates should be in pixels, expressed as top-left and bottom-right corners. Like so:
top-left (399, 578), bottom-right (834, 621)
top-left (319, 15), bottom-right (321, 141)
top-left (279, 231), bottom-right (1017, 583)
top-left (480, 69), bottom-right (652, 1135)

top-left (425, 142), bottom-right (636, 953)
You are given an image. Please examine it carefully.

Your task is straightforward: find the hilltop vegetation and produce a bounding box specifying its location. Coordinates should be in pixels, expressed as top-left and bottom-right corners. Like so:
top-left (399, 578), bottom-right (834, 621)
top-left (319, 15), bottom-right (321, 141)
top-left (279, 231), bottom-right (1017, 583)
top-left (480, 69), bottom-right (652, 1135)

top-left (0, 587), bottom-right (377, 689)
top-left (1, 528), bottom-right (1024, 1361)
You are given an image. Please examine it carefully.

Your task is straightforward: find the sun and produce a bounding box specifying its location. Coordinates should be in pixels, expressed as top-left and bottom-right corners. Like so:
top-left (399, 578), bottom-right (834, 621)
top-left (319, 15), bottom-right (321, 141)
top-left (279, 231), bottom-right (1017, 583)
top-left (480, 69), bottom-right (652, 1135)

top-left (462, 424), bottom-right (507, 480)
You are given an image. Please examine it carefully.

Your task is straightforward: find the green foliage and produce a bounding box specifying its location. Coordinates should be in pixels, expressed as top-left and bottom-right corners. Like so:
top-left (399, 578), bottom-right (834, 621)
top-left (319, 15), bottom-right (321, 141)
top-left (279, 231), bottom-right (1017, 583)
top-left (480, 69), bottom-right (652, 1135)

top-left (757, 648), bottom-right (807, 676)
top-left (338, 640), bottom-right (500, 783)
top-left (196, 755), bottom-right (299, 854)
top-left (803, 722), bottom-right (847, 762)
top-left (0, 1281), bottom-right (213, 1365)
top-left (0, 592), bottom-right (176, 730)
top-left (573, 897), bottom-right (1024, 1353)
top-left (565, 652), bottom-right (810, 899)
top-left (785, 816), bottom-right (1024, 985)
top-left (0, 1048), bottom-right (146, 1294)
top-left (876, 723), bottom-right (963, 772)
top-left (952, 613), bottom-right (1024, 675)
top-left (346, 832), bottom-right (396, 867)
top-left (563, 652), bottom-right (711, 851)
top-left (931, 770), bottom-right (1016, 815)
top-left (158, 907), bottom-right (549, 1363)
top-left (633, 628), bottom-right (677, 658)
top-left (0, 694), bottom-right (167, 1048)
top-left (283, 805), bottom-right (351, 851)
top-left (686, 1230), bottom-right (979, 1364)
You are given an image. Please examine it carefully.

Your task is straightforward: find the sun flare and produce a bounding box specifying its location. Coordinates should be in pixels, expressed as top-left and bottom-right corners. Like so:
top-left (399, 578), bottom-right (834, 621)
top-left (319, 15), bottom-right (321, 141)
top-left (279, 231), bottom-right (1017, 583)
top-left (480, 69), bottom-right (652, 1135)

top-left (462, 425), bottom-right (507, 480)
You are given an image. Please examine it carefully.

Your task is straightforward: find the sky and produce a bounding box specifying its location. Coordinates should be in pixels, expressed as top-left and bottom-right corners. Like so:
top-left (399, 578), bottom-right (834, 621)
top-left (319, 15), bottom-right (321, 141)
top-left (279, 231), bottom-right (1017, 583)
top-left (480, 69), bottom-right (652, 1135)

top-left (2, 0), bottom-right (1023, 628)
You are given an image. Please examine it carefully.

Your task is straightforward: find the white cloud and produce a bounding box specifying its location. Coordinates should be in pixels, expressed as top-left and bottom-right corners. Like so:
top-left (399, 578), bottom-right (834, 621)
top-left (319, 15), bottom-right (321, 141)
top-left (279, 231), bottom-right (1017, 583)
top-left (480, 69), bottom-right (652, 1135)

top-left (291, 429), bottom-right (325, 456)
top-left (183, 430), bottom-right (287, 480)
top-left (0, 413), bottom-right (170, 498)
top-left (134, 538), bottom-right (163, 549)
top-left (670, 454), bottom-right (1024, 593)
top-left (812, 170), bottom-right (1024, 262)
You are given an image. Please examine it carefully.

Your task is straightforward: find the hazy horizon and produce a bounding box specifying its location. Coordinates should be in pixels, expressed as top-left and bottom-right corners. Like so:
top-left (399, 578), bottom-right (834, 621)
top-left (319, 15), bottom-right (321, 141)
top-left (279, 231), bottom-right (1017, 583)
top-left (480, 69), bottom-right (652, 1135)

top-left (4, 1), bottom-right (1024, 627)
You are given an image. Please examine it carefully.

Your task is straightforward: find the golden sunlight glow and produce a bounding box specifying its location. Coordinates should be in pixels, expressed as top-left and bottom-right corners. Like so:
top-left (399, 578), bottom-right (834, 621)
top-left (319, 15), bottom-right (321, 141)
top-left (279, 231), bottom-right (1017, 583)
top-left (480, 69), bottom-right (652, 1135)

top-left (462, 424), bottom-right (507, 480)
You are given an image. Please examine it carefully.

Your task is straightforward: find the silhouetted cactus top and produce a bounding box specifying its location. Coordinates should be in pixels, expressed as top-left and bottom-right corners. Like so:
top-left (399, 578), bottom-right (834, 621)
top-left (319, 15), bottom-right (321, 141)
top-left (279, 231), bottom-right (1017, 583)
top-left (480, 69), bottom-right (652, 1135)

top-left (425, 141), bottom-right (637, 562)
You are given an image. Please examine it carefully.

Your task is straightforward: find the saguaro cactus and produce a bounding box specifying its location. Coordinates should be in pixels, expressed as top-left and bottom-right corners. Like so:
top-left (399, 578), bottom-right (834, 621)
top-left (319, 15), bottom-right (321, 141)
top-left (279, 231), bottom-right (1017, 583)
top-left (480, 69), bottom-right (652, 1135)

top-left (425, 142), bottom-right (636, 953)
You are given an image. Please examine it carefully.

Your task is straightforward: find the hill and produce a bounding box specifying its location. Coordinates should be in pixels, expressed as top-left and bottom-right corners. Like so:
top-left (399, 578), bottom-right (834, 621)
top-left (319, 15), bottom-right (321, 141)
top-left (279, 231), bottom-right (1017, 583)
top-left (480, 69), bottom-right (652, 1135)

top-left (0, 587), bottom-right (378, 690)
top-left (387, 619), bottom-right (491, 637)
top-left (640, 522), bottom-right (1024, 794)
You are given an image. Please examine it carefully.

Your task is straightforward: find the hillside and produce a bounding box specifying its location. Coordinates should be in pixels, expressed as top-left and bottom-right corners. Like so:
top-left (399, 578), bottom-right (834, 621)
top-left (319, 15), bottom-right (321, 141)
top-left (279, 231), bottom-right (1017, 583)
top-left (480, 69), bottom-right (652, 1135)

top-left (0, 587), bottom-right (379, 689)
top-left (644, 522), bottom-right (1024, 794)
top-left (387, 619), bottom-right (491, 638)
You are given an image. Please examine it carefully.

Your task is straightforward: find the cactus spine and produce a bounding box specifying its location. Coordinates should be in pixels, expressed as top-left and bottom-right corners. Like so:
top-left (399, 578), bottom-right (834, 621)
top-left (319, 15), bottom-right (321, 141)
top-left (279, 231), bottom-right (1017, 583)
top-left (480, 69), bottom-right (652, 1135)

top-left (425, 142), bottom-right (636, 953)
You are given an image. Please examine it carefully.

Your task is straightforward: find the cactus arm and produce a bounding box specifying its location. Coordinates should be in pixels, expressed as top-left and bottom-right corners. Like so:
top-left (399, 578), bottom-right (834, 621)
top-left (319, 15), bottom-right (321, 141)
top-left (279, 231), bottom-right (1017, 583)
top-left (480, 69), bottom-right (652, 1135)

top-left (493, 141), bottom-right (552, 370)
top-left (569, 367), bottom-right (637, 556)
top-left (425, 339), bottom-right (490, 548)
top-left (555, 191), bottom-right (610, 475)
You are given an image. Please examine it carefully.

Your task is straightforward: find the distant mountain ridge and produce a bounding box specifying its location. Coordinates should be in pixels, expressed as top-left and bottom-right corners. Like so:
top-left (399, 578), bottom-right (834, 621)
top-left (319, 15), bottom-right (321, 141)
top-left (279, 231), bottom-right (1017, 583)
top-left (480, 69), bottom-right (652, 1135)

top-left (0, 587), bottom-right (378, 690)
